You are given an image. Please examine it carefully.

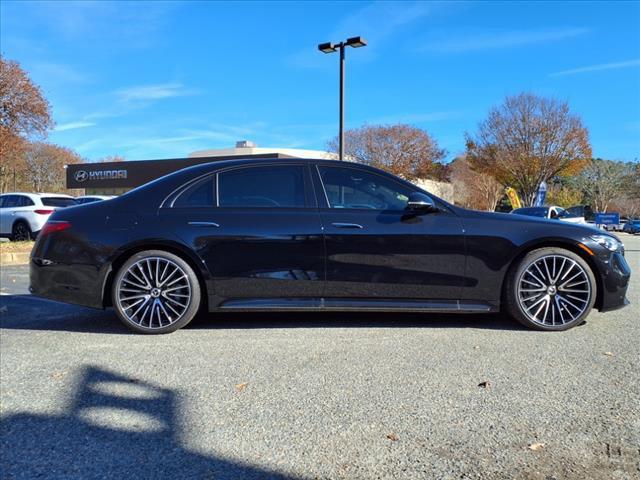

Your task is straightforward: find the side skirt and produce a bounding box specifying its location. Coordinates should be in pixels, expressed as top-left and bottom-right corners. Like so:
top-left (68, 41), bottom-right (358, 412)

top-left (215, 298), bottom-right (498, 313)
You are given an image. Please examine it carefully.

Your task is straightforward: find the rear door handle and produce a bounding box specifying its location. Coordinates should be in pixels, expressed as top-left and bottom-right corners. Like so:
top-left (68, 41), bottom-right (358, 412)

top-left (331, 222), bottom-right (363, 229)
top-left (188, 221), bottom-right (220, 227)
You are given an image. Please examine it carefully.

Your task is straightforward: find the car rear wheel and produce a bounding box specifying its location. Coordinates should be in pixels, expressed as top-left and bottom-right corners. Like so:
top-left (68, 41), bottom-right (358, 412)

top-left (505, 247), bottom-right (596, 331)
top-left (112, 250), bottom-right (201, 334)
top-left (11, 221), bottom-right (31, 242)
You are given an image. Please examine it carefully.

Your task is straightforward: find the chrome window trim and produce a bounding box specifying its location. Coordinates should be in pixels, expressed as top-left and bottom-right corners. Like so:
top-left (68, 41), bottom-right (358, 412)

top-left (165, 173), bottom-right (216, 209)
top-left (315, 165), bottom-right (331, 208)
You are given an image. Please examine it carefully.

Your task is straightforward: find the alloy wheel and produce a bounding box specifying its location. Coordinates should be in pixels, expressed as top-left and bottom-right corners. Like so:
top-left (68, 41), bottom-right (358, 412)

top-left (517, 254), bottom-right (591, 327)
top-left (116, 257), bottom-right (192, 329)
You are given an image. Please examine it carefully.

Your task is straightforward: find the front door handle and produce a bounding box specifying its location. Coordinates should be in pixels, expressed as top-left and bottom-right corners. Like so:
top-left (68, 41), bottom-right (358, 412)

top-left (331, 222), bottom-right (364, 229)
top-left (188, 221), bottom-right (220, 227)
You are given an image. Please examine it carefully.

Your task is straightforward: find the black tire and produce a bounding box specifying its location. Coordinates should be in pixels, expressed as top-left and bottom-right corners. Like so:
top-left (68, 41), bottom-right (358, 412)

top-left (11, 221), bottom-right (31, 242)
top-left (112, 250), bottom-right (201, 334)
top-left (504, 247), bottom-right (597, 331)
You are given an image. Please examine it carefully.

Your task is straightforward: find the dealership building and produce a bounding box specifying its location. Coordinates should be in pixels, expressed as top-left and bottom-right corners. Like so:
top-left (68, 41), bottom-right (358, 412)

top-left (66, 141), bottom-right (337, 195)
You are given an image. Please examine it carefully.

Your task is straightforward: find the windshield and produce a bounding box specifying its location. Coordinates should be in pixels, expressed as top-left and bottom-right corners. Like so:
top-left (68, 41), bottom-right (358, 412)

top-left (512, 207), bottom-right (548, 217)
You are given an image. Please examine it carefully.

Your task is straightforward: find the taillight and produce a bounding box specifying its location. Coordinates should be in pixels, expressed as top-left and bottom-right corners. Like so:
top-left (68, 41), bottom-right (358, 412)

top-left (34, 209), bottom-right (54, 215)
top-left (40, 221), bottom-right (72, 236)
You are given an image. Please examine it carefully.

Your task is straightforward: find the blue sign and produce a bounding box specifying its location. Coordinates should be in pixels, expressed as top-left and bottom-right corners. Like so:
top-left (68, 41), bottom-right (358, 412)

top-left (595, 212), bottom-right (620, 225)
top-left (534, 181), bottom-right (547, 207)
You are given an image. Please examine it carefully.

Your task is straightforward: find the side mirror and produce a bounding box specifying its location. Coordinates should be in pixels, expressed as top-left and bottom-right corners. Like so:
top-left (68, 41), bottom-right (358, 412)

top-left (406, 192), bottom-right (438, 214)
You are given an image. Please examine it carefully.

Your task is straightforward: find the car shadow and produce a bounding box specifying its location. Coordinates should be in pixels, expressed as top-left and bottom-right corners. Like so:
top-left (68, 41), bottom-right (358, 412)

top-left (0, 294), bottom-right (527, 334)
top-left (189, 310), bottom-right (525, 331)
top-left (1, 365), bottom-right (296, 479)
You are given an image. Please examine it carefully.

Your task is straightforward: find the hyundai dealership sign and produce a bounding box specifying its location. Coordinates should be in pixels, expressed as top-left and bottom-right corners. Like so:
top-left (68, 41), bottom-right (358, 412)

top-left (73, 169), bottom-right (127, 183)
top-left (65, 153), bottom-right (288, 189)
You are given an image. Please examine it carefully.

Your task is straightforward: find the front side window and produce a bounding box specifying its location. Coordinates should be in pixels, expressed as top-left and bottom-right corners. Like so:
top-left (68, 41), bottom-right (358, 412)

top-left (318, 166), bottom-right (412, 211)
top-left (218, 165), bottom-right (306, 208)
top-left (1, 195), bottom-right (18, 208)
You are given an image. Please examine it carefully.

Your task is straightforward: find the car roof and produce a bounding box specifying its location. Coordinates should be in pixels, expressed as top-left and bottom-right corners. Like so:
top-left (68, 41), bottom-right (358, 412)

top-left (0, 192), bottom-right (73, 198)
top-left (173, 157), bottom-right (389, 180)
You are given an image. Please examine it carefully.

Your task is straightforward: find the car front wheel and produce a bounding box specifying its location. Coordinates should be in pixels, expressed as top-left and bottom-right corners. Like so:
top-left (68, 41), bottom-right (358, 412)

top-left (112, 250), bottom-right (201, 334)
top-left (505, 247), bottom-right (596, 331)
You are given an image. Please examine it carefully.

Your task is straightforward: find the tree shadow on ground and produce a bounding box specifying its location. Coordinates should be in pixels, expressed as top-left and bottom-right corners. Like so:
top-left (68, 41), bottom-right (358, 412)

top-left (1, 366), bottom-right (295, 480)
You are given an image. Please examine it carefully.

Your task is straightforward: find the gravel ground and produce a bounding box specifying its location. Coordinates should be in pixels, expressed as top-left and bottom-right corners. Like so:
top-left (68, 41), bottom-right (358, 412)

top-left (1, 234), bottom-right (639, 479)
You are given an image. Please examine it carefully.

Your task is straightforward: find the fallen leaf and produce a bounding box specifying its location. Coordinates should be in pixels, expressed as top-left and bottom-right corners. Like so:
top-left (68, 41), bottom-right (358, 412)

top-left (604, 352), bottom-right (614, 356)
top-left (235, 382), bottom-right (248, 391)
top-left (478, 381), bottom-right (491, 388)
top-left (528, 442), bottom-right (545, 451)
top-left (473, 346), bottom-right (480, 350)
top-left (386, 433), bottom-right (399, 441)
top-left (51, 371), bottom-right (67, 380)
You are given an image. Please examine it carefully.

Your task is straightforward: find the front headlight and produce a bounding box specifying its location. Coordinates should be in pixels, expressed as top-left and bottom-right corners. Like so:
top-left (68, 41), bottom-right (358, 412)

top-left (590, 234), bottom-right (623, 252)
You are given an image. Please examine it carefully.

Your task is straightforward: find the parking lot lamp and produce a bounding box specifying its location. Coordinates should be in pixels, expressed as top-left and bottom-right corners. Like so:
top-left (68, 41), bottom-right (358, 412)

top-left (318, 36), bottom-right (367, 161)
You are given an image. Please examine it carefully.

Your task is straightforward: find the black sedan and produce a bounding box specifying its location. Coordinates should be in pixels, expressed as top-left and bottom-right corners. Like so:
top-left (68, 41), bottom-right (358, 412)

top-left (30, 158), bottom-right (631, 333)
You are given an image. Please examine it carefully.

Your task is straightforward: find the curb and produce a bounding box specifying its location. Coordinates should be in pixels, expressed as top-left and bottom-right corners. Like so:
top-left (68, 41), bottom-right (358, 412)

top-left (0, 253), bottom-right (30, 266)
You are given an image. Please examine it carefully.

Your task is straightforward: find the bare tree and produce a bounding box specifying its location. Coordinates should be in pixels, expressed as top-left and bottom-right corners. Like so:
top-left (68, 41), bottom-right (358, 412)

top-left (328, 124), bottom-right (448, 181)
top-left (0, 56), bottom-right (53, 193)
top-left (572, 159), bottom-right (633, 213)
top-left (465, 93), bottom-right (591, 206)
top-left (24, 142), bottom-right (83, 193)
top-left (449, 156), bottom-right (504, 211)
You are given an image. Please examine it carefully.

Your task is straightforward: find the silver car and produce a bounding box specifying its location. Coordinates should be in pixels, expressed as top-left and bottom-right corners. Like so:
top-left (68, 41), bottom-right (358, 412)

top-left (0, 193), bottom-right (77, 241)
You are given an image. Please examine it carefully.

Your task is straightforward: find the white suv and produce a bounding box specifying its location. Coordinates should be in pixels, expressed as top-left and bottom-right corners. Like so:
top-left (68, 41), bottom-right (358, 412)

top-left (0, 193), bottom-right (77, 241)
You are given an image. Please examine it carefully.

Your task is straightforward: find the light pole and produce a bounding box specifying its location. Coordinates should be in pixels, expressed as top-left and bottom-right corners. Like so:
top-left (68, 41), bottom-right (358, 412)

top-left (318, 36), bottom-right (367, 160)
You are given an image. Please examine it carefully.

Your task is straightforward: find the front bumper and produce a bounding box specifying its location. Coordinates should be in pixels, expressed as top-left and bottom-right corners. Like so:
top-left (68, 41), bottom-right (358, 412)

top-left (595, 251), bottom-right (631, 312)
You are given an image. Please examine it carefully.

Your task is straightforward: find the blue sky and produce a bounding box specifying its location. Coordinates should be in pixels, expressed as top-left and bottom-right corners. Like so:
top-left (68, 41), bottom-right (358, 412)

top-left (1, 0), bottom-right (639, 163)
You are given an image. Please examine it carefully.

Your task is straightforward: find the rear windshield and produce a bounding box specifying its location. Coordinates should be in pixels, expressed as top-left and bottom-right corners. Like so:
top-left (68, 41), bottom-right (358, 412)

top-left (42, 197), bottom-right (77, 208)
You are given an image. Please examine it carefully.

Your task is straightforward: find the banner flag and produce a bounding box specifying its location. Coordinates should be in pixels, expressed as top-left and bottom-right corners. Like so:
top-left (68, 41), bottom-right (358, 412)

top-left (534, 181), bottom-right (547, 207)
top-left (505, 187), bottom-right (522, 209)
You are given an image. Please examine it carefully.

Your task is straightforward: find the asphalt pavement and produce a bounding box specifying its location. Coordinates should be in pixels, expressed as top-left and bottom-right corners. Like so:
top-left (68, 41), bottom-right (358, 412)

top-left (1, 234), bottom-right (639, 479)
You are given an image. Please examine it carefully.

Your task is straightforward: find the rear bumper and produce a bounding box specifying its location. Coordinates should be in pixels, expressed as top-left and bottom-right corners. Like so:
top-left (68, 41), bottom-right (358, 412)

top-left (596, 251), bottom-right (631, 312)
top-left (29, 257), bottom-right (106, 309)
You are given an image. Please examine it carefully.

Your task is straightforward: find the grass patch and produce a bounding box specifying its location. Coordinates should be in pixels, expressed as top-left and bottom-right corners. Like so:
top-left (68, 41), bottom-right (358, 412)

top-left (0, 240), bottom-right (34, 254)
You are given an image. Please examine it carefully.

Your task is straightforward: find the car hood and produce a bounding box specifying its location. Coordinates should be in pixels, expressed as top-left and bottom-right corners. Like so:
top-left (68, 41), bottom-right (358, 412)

top-left (455, 207), bottom-right (608, 236)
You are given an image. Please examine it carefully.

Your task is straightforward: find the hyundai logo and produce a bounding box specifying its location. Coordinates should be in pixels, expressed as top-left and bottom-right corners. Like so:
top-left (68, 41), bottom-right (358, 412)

top-left (73, 169), bottom-right (127, 183)
top-left (74, 170), bottom-right (89, 182)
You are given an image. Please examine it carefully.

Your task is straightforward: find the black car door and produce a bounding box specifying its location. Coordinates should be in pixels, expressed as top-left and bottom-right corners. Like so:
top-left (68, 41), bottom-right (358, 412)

top-left (314, 164), bottom-right (466, 301)
top-left (164, 163), bottom-right (325, 305)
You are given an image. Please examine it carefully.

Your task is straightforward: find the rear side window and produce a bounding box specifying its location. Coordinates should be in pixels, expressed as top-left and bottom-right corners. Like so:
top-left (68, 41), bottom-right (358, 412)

top-left (17, 196), bottom-right (35, 207)
top-left (218, 165), bottom-right (306, 208)
top-left (173, 177), bottom-right (215, 208)
top-left (42, 197), bottom-right (77, 208)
